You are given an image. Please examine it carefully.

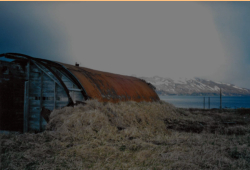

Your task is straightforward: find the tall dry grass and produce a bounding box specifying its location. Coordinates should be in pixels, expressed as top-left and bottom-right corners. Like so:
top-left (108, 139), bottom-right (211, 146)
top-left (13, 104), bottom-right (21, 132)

top-left (1, 100), bottom-right (250, 170)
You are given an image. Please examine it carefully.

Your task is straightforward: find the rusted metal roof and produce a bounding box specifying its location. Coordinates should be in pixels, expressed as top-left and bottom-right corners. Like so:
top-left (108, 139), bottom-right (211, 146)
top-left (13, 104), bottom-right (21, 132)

top-left (58, 63), bottom-right (160, 103)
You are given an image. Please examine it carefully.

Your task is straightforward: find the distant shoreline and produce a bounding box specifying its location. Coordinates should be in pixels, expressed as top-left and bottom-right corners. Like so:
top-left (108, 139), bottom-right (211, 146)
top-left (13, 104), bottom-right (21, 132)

top-left (157, 94), bottom-right (250, 97)
top-left (159, 95), bottom-right (250, 109)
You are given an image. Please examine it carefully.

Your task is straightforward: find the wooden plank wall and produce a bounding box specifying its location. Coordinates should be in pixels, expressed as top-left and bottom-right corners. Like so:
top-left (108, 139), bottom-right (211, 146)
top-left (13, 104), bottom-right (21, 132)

top-left (28, 63), bottom-right (74, 132)
top-left (29, 64), bottom-right (43, 132)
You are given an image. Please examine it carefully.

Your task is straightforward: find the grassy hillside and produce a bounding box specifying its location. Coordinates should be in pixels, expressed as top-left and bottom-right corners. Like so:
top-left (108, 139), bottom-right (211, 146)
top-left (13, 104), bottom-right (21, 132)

top-left (1, 100), bottom-right (250, 170)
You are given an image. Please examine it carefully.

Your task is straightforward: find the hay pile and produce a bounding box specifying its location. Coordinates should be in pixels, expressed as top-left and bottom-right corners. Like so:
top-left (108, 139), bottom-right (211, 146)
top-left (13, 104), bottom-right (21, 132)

top-left (47, 100), bottom-right (175, 141)
top-left (1, 100), bottom-right (250, 169)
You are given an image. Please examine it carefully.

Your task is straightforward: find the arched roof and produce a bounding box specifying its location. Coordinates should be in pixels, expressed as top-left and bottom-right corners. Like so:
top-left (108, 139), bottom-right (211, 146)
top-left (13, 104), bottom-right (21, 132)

top-left (58, 63), bottom-right (160, 102)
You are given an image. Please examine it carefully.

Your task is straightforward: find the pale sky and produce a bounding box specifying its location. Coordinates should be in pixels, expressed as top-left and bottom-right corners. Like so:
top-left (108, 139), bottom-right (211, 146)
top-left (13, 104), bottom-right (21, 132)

top-left (1, 2), bottom-right (250, 88)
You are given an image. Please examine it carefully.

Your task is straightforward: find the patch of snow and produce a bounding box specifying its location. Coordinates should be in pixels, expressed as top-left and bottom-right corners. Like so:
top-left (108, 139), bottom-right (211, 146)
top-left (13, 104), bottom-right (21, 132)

top-left (233, 86), bottom-right (248, 91)
top-left (215, 81), bottom-right (223, 84)
top-left (169, 89), bottom-right (176, 93)
top-left (171, 77), bottom-right (188, 84)
top-left (195, 82), bottom-right (207, 90)
top-left (208, 86), bottom-right (215, 91)
top-left (177, 80), bottom-right (187, 84)
top-left (233, 86), bottom-right (243, 90)
top-left (154, 81), bottom-right (164, 85)
top-left (153, 76), bottom-right (161, 81)
top-left (213, 86), bottom-right (220, 91)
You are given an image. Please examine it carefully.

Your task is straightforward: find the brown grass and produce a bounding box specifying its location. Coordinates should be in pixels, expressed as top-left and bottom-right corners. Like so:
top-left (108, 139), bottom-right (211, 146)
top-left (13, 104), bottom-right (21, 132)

top-left (1, 100), bottom-right (250, 170)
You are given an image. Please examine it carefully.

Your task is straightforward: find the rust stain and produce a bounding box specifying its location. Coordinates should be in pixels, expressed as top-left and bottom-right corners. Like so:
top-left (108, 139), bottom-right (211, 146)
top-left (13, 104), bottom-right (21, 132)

top-left (59, 63), bottom-right (160, 103)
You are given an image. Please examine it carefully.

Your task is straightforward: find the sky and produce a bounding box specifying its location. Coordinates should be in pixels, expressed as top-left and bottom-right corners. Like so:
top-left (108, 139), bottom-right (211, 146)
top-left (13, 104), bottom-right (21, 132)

top-left (1, 2), bottom-right (250, 88)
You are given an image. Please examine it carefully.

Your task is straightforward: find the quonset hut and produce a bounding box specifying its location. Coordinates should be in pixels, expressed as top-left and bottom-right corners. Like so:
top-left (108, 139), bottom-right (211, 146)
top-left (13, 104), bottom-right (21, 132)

top-left (0, 53), bottom-right (159, 133)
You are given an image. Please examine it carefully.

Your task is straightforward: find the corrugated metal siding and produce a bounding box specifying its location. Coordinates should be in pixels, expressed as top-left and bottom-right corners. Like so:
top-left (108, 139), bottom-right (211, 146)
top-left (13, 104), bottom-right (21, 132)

top-left (59, 63), bottom-right (160, 103)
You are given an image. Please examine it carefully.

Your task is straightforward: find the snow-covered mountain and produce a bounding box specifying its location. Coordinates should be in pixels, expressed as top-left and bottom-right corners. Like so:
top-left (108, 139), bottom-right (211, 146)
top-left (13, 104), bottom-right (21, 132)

top-left (138, 76), bottom-right (250, 96)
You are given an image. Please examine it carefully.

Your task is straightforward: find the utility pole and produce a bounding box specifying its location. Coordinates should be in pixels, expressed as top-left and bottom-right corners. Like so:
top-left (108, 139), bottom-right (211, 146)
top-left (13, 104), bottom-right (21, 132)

top-left (203, 97), bottom-right (205, 109)
top-left (220, 88), bottom-right (222, 109)
top-left (208, 97), bottom-right (210, 109)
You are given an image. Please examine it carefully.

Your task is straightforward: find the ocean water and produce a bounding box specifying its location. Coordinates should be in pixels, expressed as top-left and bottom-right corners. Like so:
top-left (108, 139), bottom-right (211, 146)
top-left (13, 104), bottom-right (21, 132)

top-left (159, 95), bottom-right (250, 109)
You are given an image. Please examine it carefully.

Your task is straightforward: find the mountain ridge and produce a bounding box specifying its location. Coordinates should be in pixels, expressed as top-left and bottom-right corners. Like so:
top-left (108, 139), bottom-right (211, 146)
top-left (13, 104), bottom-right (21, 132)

top-left (138, 76), bottom-right (250, 96)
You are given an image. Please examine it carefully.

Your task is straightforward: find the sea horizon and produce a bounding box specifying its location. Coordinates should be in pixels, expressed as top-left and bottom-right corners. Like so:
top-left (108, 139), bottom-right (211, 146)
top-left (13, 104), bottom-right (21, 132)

top-left (159, 95), bottom-right (250, 109)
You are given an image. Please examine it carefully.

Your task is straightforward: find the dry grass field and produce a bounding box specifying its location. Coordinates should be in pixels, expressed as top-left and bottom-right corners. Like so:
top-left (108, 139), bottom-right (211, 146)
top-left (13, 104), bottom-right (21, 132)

top-left (1, 100), bottom-right (250, 170)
